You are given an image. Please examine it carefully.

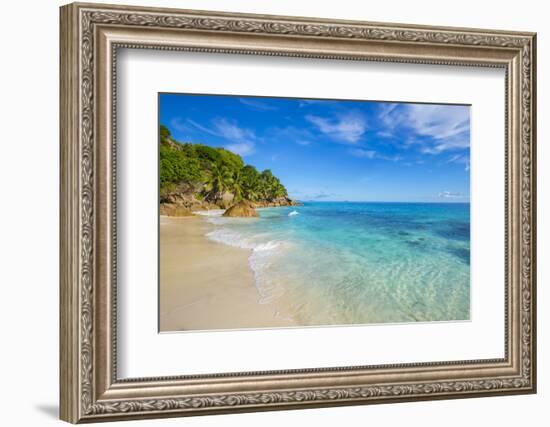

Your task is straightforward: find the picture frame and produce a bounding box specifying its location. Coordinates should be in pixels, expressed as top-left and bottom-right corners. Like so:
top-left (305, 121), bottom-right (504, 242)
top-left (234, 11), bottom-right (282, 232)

top-left (59, 2), bottom-right (537, 423)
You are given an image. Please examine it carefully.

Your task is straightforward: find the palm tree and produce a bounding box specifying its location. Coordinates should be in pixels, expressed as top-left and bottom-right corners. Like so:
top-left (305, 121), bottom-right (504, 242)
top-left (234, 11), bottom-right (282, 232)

top-left (273, 182), bottom-right (287, 198)
top-left (231, 169), bottom-right (244, 201)
top-left (245, 183), bottom-right (261, 202)
top-left (259, 169), bottom-right (287, 200)
top-left (204, 164), bottom-right (232, 201)
top-left (240, 165), bottom-right (261, 201)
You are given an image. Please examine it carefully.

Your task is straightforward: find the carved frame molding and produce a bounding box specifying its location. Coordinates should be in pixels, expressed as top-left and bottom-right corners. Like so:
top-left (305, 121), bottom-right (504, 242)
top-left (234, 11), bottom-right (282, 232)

top-left (60, 2), bottom-right (536, 423)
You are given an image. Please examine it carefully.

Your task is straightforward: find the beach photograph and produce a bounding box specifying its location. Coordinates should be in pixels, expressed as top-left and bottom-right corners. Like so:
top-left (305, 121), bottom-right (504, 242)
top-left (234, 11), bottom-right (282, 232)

top-left (158, 93), bottom-right (471, 332)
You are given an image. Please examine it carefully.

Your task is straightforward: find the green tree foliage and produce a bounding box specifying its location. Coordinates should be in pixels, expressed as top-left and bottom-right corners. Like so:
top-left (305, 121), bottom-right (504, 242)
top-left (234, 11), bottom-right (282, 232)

top-left (159, 124), bottom-right (288, 202)
top-left (204, 163), bottom-right (233, 200)
top-left (160, 124), bottom-right (171, 139)
top-left (239, 165), bottom-right (261, 201)
top-left (259, 169), bottom-right (288, 199)
top-left (231, 169), bottom-right (244, 201)
top-left (159, 144), bottom-right (202, 190)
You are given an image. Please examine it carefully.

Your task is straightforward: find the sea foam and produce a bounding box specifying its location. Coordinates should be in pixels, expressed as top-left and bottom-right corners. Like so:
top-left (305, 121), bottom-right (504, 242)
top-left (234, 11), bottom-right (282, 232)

top-left (193, 209), bottom-right (225, 217)
top-left (206, 227), bottom-right (286, 304)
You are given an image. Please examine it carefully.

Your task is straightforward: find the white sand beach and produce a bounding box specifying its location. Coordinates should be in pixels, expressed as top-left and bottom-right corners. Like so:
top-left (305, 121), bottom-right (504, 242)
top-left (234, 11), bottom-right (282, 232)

top-left (159, 215), bottom-right (296, 331)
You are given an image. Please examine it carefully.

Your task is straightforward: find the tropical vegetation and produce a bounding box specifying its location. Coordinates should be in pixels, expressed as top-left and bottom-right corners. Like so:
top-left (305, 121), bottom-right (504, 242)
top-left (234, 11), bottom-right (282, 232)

top-left (159, 125), bottom-right (288, 204)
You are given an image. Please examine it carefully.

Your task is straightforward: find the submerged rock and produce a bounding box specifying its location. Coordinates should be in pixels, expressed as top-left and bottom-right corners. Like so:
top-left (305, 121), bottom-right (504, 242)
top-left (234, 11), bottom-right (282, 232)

top-left (223, 200), bottom-right (259, 217)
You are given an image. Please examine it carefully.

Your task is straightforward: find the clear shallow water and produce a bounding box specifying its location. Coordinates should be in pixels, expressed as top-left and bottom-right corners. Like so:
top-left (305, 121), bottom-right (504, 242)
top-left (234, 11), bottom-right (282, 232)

top-left (205, 202), bottom-right (470, 326)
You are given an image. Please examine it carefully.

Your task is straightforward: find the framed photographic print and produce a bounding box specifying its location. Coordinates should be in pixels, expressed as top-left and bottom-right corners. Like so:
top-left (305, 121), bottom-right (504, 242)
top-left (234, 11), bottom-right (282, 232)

top-left (60, 2), bottom-right (537, 423)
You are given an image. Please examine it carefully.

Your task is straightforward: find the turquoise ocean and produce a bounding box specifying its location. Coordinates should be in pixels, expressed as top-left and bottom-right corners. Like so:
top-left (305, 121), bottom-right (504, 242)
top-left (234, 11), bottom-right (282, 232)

top-left (202, 202), bottom-right (470, 326)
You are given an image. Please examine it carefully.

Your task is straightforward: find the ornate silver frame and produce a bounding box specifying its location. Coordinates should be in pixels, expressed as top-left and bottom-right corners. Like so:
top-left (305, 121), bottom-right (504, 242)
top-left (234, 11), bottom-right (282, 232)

top-left (60, 2), bottom-right (537, 423)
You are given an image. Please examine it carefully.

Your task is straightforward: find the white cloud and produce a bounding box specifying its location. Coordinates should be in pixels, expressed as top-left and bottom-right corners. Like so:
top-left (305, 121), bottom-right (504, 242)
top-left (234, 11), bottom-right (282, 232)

top-left (267, 126), bottom-right (313, 146)
top-left (446, 154), bottom-right (470, 171)
top-left (349, 148), bottom-right (376, 159)
top-left (239, 98), bottom-right (278, 111)
top-left (169, 117), bottom-right (192, 134)
top-left (186, 118), bottom-right (218, 136)
top-left (376, 130), bottom-right (394, 138)
top-left (298, 100), bottom-right (328, 108)
top-left (225, 142), bottom-right (255, 156)
top-left (187, 117), bottom-right (258, 156)
top-left (378, 103), bottom-right (400, 129)
top-left (408, 104), bottom-right (469, 139)
top-left (212, 118), bottom-right (254, 141)
top-left (306, 112), bottom-right (367, 144)
top-left (213, 118), bottom-right (257, 156)
top-left (378, 103), bottom-right (470, 153)
top-left (349, 148), bottom-right (402, 162)
top-left (447, 154), bottom-right (462, 163)
top-left (438, 191), bottom-right (464, 198)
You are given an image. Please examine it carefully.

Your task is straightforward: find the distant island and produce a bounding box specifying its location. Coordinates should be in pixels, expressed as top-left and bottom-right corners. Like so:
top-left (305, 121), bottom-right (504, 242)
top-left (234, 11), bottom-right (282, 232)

top-left (159, 125), bottom-right (299, 217)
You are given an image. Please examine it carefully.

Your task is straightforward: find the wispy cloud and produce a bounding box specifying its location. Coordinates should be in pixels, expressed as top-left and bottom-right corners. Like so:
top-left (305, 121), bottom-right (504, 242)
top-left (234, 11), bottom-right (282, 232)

top-left (446, 154), bottom-right (470, 171)
top-left (376, 131), bottom-right (394, 138)
top-left (170, 117), bottom-right (192, 134)
top-left (186, 118), bottom-right (219, 137)
top-left (378, 103), bottom-right (400, 130)
top-left (298, 99), bottom-right (332, 108)
top-left (267, 126), bottom-right (314, 146)
top-left (306, 112), bottom-right (367, 144)
top-left (438, 191), bottom-right (465, 198)
top-left (408, 104), bottom-right (470, 152)
top-left (378, 103), bottom-right (470, 153)
top-left (349, 148), bottom-right (376, 159)
top-left (239, 98), bottom-right (278, 111)
top-left (187, 117), bottom-right (258, 156)
top-left (223, 142), bottom-right (255, 156)
top-left (349, 148), bottom-right (402, 162)
top-left (213, 118), bottom-right (257, 156)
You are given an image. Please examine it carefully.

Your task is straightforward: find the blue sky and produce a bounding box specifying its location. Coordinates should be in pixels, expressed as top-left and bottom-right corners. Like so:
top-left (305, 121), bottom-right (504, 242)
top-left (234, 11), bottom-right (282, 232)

top-left (159, 93), bottom-right (470, 202)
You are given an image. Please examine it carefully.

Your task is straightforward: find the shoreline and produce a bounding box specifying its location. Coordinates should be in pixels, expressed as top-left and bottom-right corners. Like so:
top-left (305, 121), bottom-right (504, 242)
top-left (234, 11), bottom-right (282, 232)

top-left (159, 215), bottom-right (296, 331)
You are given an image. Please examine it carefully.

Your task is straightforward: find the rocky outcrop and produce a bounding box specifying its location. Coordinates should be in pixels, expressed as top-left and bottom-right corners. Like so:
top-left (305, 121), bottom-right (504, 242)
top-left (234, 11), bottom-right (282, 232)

top-left (216, 191), bottom-right (235, 209)
top-left (160, 204), bottom-right (194, 217)
top-left (251, 196), bottom-right (301, 208)
top-left (160, 183), bottom-right (299, 215)
top-left (160, 183), bottom-right (218, 213)
top-left (223, 200), bottom-right (259, 217)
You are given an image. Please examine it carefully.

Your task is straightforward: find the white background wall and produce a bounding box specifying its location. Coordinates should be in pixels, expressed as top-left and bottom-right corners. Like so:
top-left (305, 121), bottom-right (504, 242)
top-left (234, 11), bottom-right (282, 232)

top-left (0, 0), bottom-right (546, 426)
